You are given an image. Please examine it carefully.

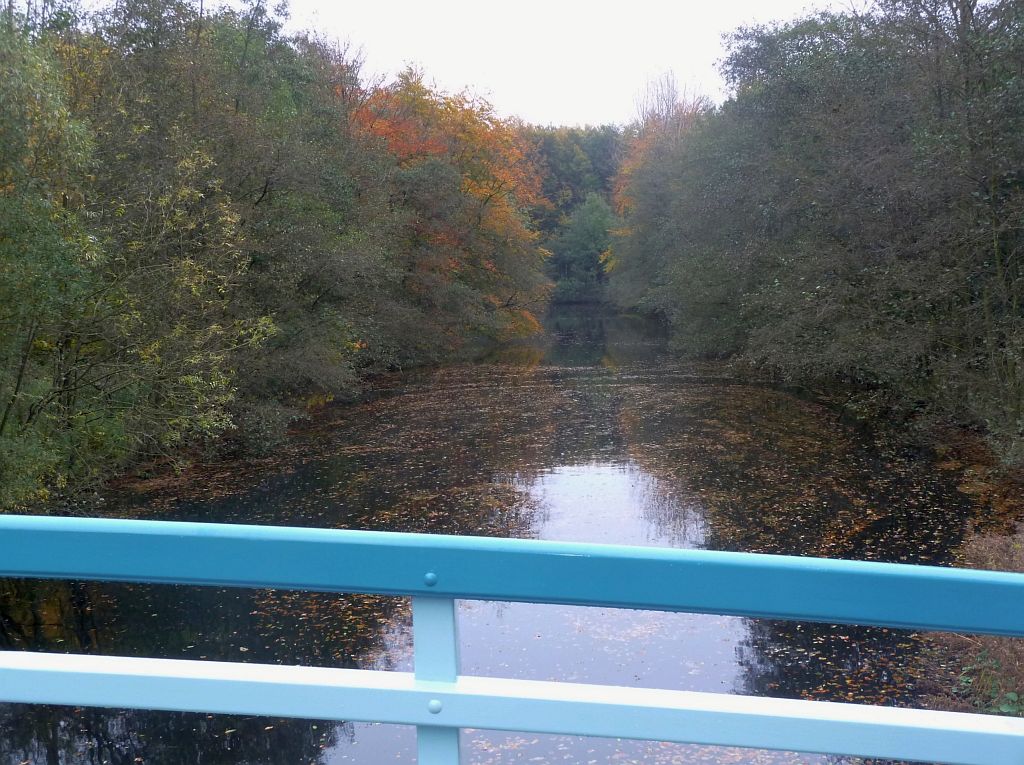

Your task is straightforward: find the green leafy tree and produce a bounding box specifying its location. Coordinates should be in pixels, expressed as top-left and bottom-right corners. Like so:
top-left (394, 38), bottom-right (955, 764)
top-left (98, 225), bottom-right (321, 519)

top-left (549, 193), bottom-right (619, 303)
top-left (0, 22), bottom-right (98, 504)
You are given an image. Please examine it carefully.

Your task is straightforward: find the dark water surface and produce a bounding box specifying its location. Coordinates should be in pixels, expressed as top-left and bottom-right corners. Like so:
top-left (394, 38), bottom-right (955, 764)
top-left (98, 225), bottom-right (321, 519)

top-left (1, 306), bottom-right (974, 764)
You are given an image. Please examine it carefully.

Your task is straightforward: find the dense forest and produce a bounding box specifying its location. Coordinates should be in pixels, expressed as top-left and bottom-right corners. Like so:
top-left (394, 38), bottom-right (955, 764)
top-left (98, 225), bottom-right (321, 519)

top-left (611, 0), bottom-right (1024, 465)
top-left (525, 124), bottom-right (622, 302)
top-left (0, 1), bottom-right (623, 508)
top-left (3, 0), bottom-right (1024, 507)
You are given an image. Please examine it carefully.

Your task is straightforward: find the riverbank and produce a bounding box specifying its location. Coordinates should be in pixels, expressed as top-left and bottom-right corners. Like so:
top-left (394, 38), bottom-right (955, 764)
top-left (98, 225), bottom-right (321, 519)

top-left (911, 427), bottom-right (1024, 718)
top-left (920, 522), bottom-right (1024, 717)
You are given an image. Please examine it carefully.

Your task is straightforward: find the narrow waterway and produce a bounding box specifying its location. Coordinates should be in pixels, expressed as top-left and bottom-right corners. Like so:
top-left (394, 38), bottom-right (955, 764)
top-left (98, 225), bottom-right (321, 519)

top-left (0, 306), bottom-right (974, 765)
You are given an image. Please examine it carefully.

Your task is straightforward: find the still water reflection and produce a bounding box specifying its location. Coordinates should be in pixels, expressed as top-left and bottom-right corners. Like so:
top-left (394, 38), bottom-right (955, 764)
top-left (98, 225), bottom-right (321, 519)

top-left (1, 306), bottom-right (972, 764)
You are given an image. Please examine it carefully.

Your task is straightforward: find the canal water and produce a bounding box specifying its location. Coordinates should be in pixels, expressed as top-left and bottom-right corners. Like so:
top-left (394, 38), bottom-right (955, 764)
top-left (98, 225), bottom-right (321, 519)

top-left (0, 306), bottom-right (973, 764)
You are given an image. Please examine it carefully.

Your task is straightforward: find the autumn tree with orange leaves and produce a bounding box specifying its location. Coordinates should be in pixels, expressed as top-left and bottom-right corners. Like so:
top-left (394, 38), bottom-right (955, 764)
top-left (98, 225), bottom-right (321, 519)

top-left (354, 70), bottom-right (550, 342)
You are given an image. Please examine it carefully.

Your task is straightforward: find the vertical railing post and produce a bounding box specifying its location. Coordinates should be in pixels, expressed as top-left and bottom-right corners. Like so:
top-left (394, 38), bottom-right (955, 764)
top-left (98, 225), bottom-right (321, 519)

top-left (412, 594), bottom-right (461, 764)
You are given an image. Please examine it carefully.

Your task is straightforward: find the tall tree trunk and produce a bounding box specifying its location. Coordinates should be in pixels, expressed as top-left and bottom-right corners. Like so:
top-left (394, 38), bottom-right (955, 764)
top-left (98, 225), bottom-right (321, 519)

top-left (0, 320), bottom-right (38, 439)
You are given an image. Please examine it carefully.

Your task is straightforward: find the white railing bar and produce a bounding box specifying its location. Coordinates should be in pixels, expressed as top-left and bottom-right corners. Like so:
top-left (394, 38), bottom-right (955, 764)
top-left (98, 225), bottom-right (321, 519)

top-left (1, 651), bottom-right (1021, 765)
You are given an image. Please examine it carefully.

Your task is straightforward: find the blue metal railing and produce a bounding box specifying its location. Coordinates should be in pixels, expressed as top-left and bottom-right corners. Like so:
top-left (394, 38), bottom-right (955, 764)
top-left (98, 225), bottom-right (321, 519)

top-left (0, 515), bottom-right (1022, 764)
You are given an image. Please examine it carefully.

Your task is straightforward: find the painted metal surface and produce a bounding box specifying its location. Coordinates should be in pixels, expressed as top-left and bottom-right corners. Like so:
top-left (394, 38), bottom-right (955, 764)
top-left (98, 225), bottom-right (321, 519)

top-left (412, 596), bottom-right (461, 763)
top-left (1, 515), bottom-right (1023, 635)
top-left (1, 652), bottom-right (1023, 765)
top-left (1, 515), bottom-right (1023, 764)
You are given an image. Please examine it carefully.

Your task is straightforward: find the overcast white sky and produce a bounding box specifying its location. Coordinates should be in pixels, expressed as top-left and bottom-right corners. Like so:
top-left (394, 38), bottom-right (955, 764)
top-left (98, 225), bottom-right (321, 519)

top-left (283, 0), bottom-right (845, 126)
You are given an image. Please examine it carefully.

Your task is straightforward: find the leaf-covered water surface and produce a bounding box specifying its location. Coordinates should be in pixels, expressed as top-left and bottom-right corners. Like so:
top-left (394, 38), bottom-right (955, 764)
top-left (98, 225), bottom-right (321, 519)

top-left (0, 307), bottom-right (975, 765)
